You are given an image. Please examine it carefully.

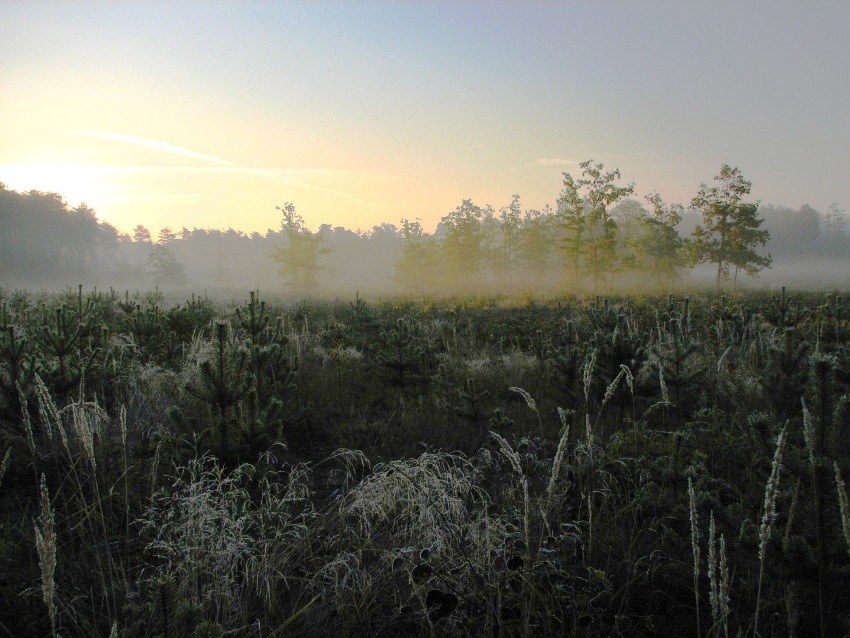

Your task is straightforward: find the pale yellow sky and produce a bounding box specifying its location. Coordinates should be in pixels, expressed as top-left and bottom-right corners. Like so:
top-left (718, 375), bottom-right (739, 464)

top-left (2, 2), bottom-right (848, 236)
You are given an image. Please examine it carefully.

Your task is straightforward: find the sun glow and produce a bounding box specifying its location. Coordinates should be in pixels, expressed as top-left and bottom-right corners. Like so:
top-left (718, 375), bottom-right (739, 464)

top-left (0, 160), bottom-right (117, 211)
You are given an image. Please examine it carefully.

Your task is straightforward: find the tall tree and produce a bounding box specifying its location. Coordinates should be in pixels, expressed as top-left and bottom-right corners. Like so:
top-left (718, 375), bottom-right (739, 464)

top-left (132, 225), bottom-right (151, 244)
top-left (689, 164), bottom-right (771, 287)
top-left (133, 224), bottom-right (152, 270)
top-left (271, 203), bottom-right (328, 293)
top-left (556, 160), bottom-right (635, 288)
top-left (822, 202), bottom-right (848, 258)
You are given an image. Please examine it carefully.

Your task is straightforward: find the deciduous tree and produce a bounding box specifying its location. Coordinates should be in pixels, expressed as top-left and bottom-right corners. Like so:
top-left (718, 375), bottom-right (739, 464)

top-left (394, 218), bottom-right (442, 294)
top-left (271, 203), bottom-right (328, 293)
top-left (556, 160), bottom-right (635, 288)
top-left (637, 192), bottom-right (687, 286)
top-left (439, 199), bottom-right (488, 287)
top-left (689, 164), bottom-right (771, 287)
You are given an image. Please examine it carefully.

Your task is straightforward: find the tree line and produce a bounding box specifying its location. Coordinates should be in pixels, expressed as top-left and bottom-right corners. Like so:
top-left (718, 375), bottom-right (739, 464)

top-left (1, 163), bottom-right (848, 293)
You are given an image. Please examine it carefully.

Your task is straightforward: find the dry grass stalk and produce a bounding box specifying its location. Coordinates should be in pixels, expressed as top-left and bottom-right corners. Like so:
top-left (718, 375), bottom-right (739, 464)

top-left (600, 366), bottom-right (626, 409)
top-left (759, 424), bottom-right (787, 561)
top-left (490, 431), bottom-right (531, 635)
top-left (16, 381), bottom-right (37, 456)
top-left (716, 346), bottom-right (732, 373)
top-left (755, 422), bottom-right (788, 638)
top-left (583, 348), bottom-right (597, 406)
top-left (801, 399), bottom-right (815, 470)
top-left (708, 512), bottom-right (719, 627)
top-left (719, 534), bottom-right (730, 638)
top-left (0, 447), bottom-right (10, 489)
top-left (509, 386), bottom-right (543, 431)
top-left (34, 473), bottom-right (58, 637)
top-left (659, 361), bottom-right (670, 405)
top-left (149, 439), bottom-right (162, 496)
top-left (706, 510), bottom-right (731, 638)
top-left (70, 400), bottom-right (97, 473)
top-left (509, 386), bottom-right (536, 412)
top-left (34, 374), bottom-right (62, 446)
top-left (688, 477), bottom-right (701, 638)
top-left (545, 420), bottom-right (571, 520)
top-left (621, 363), bottom-right (634, 396)
top-left (835, 463), bottom-right (850, 559)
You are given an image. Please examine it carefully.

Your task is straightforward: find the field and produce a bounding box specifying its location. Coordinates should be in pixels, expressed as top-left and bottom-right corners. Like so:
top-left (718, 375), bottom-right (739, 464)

top-left (1, 286), bottom-right (849, 636)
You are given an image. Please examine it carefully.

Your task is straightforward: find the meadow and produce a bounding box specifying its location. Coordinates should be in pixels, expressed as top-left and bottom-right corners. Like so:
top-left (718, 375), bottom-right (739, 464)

top-left (0, 285), bottom-right (848, 636)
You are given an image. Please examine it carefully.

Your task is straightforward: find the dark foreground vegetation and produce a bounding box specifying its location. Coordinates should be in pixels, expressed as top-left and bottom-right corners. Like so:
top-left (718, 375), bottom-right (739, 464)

top-left (1, 285), bottom-right (849, 636)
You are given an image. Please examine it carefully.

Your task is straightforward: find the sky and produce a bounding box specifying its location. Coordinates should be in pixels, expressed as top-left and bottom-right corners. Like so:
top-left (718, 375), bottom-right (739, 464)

top-left (1, 1), bottom-right (848, 237)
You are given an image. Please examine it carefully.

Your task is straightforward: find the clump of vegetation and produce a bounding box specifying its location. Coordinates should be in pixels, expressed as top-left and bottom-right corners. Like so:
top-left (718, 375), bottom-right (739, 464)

top-left (0, 285), bottom-right (849, 636)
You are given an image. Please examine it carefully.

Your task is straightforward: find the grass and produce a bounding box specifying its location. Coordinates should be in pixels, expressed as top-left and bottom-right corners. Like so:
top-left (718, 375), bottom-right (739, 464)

top-left (0, 286), bottom-right (849, 635)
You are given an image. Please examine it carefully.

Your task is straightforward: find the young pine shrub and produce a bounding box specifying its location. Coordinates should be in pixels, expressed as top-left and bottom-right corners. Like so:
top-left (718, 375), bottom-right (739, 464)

top-left (184, 321), bottom-right (253, 456)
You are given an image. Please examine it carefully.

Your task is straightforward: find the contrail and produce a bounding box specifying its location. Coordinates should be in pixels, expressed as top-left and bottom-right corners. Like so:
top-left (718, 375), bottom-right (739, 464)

top-left (68, 129), bottom-right (234, 166)
top-left (66, 129), bottom-right (390, 208)
top-left (532, 157), bottom-right (578, 167)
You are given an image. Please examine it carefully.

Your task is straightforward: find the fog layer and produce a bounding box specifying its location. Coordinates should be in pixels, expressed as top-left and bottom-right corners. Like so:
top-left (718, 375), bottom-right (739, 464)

top-left (1, 182), bottom-right (848, 297)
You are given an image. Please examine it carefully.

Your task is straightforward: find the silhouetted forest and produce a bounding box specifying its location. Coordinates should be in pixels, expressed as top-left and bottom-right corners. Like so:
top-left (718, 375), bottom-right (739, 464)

top-left (1, 169), bottom-right (848, 295)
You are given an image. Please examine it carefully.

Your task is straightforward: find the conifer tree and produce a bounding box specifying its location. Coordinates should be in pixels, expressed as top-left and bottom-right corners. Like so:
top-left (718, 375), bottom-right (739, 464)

top-left (147, 227), bottom-right (189, 287)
